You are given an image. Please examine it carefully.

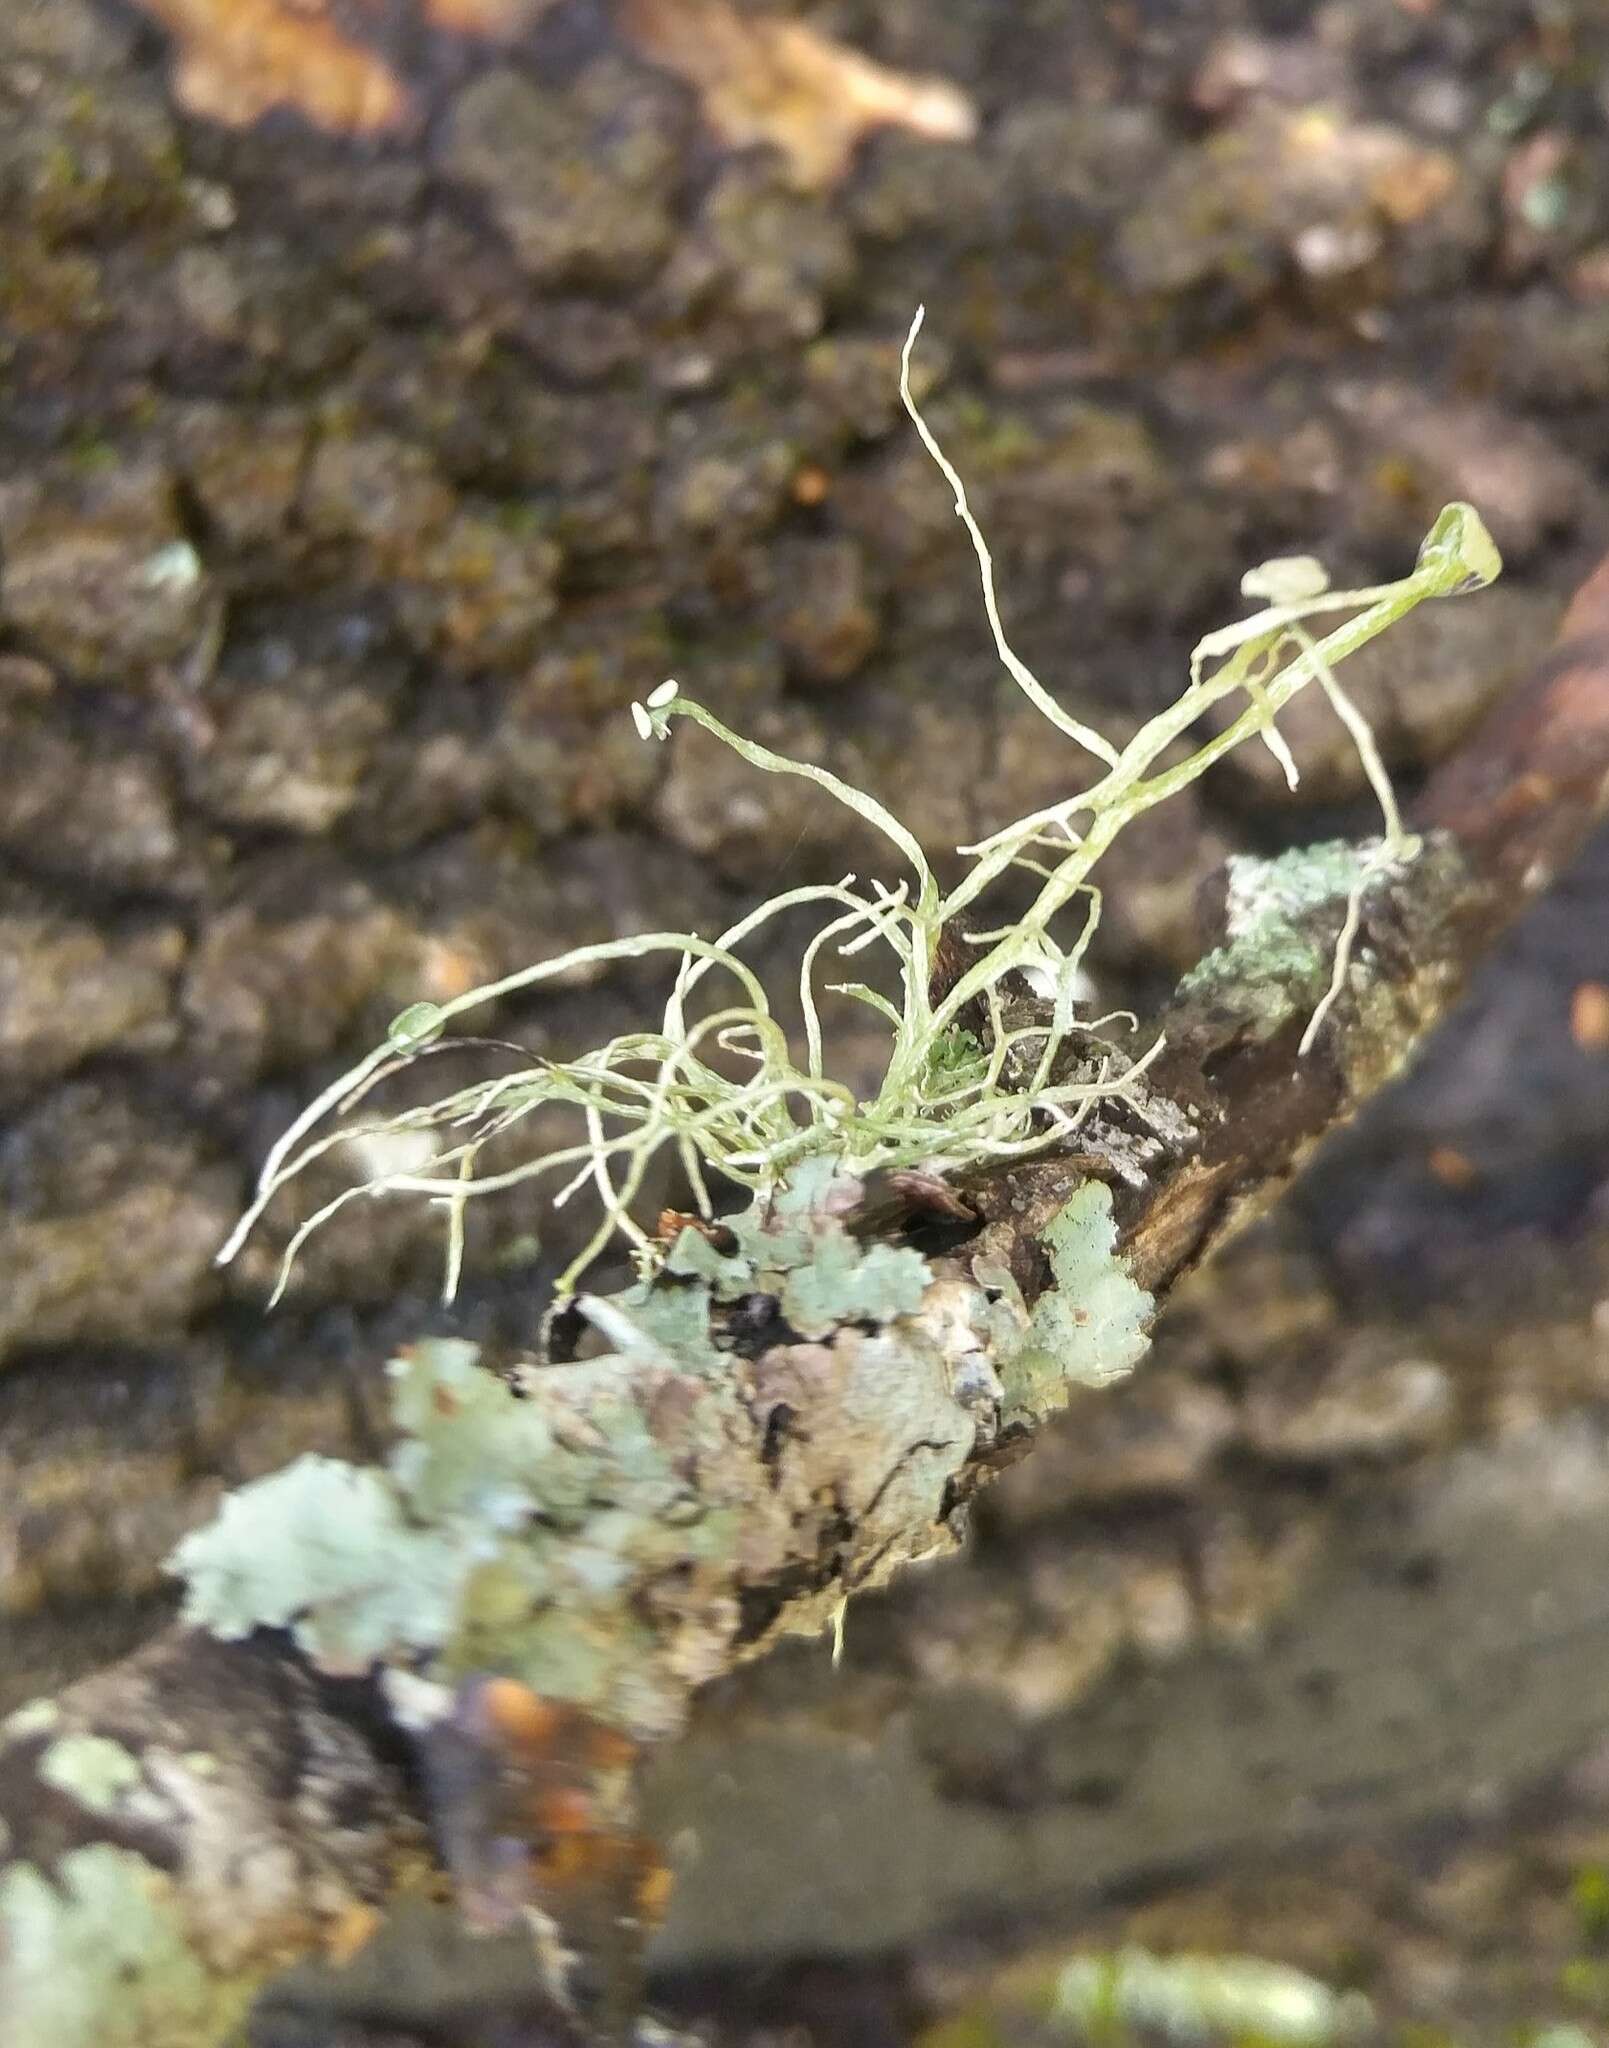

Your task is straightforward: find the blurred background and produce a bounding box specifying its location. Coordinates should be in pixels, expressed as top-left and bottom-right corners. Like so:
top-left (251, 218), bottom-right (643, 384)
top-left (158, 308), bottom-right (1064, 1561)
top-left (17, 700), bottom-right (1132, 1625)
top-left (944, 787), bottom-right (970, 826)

top-left (3, 0), bottom-right (1609, 2041)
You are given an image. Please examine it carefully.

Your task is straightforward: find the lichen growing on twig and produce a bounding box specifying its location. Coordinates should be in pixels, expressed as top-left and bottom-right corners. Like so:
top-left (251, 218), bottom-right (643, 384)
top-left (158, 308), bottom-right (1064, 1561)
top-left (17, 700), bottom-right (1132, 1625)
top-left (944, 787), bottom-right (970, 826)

top-left (213, 312), bottom-right (1500, 1308)
top-left (168, 1146), bottom-right (1179, 1756)
top-left (178, 1160), bottom-right (1146, 1736)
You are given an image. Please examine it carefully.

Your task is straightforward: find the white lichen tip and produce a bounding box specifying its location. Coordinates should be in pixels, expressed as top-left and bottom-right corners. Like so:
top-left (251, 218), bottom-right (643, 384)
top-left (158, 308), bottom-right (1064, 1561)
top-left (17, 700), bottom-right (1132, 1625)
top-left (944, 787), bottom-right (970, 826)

top-left (631, 678), bottom-right (681, 743)
top-left (1241, 555), bottom-right (1329, 604)
top-left (140, 539), bottom-right (203, 593)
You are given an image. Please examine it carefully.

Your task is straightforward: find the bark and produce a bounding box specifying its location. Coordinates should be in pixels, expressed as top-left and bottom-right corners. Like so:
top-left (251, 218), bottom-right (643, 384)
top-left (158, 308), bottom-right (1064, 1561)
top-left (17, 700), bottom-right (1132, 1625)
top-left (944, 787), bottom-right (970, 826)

top-left (3, 559), bottom-right (1608, 2046)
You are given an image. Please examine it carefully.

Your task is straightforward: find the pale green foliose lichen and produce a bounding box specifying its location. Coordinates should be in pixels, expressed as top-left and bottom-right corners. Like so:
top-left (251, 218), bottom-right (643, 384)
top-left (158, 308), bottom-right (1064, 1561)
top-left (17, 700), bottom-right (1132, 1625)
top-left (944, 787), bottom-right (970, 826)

top-left (173, 1169), bottom-right (1157, 1718)
top-left (170, 1451), bottom-right (474, 1670)
top-left (1052, 1947), bottom-right (1373, 2045)
top-left (1176, 839), bottom-right (1397, 1036)
top-left (213, 322), bottom-right (1497, 1314)
top-left (172, 1332), bottom-right (737, 1707)
top-left (0, 1845), bottom-right (252, 2048)
top-left (1002, 1182), bottom-right (1152, 1424)
top-left (37, 1734), bottom-right (143, 1817)
top-left (661, 1155), bottom-right (931, 1341)
top-left (2, 1700), bottom-right (61, 1741)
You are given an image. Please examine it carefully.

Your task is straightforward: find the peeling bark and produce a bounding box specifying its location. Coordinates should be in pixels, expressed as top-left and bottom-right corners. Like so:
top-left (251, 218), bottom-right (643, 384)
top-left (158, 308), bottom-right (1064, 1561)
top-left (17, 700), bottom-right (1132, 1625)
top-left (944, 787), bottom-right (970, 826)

top-left (4, 562), bottom-right (1609, 2045)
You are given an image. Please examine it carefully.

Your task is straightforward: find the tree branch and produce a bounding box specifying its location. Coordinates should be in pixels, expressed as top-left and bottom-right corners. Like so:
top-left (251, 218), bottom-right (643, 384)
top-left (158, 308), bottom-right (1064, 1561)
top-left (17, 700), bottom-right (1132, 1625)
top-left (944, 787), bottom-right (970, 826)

top-left (4, 560), bottom-right (1608, 2047)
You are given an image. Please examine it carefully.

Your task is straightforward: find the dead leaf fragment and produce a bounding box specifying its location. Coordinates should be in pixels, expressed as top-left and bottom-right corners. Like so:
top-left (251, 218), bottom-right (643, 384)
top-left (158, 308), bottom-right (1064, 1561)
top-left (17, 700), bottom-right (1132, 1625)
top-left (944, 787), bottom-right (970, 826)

top-left (137, 0), bottom-right (410, 135)
top-left (620, 0), bottom-right (976, 189)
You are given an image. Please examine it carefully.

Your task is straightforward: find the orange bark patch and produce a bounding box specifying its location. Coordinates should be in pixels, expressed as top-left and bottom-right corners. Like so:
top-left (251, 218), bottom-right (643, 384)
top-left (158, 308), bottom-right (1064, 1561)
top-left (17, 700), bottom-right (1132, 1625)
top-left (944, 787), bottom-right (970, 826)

top-left (137, 0), bottom-right (410, 134)
top-left (1427, 1145), bottom-right (1479, 1190)
top-left (323, 1900), bottom-right (384, 1967)
top-left (619, 0), bottom-right (976, 189)
top-left (1571, 981), bottom-right (1609, 1052)
top-left (423, 0), bottom-right (561, 34)
top-left (477, 1674), bottom-right (565, 1751)
top-left (635, 1856), bottom-right (675, 1925)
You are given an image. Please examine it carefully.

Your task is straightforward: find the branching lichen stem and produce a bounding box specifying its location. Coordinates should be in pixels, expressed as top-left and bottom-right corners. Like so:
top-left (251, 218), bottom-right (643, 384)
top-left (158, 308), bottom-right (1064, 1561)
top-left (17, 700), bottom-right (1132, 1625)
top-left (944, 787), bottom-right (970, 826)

top-left (215, 320), bottom-right (1501, 1302)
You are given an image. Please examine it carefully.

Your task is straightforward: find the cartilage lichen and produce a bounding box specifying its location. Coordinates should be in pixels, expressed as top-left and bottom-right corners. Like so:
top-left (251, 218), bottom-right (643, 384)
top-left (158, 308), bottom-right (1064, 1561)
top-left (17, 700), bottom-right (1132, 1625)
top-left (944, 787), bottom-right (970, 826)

top-left (211, 312), bottom-right (1500, 1307)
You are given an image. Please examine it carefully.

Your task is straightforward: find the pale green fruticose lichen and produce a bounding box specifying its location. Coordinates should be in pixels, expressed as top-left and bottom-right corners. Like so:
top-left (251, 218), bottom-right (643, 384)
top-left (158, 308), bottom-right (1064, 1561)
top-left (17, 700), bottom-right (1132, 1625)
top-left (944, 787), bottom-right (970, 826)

top-left (210, 308), bottom-right (1500, 1310)
top-left (0, 1845), bottom-right (253, 2048)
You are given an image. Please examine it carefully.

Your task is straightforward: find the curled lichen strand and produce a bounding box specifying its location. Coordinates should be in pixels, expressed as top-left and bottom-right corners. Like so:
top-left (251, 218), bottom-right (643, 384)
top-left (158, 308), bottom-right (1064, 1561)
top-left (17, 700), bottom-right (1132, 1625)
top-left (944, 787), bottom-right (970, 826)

top-left (212, 303), bottom-right (1500, 1310)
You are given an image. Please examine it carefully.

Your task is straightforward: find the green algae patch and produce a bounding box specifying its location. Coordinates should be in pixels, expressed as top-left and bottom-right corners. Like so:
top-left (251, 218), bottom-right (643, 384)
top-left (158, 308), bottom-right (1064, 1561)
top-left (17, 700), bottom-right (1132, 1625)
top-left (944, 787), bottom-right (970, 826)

top-left (917, 1945), bottom-right (1372, 2048)
top-left (1052, 1947), bottom-right (1373, 2045)
top-left (1, 1700), bottom-right (62, 1742)
top-left (1179, 839), bottom-right (1399, 1039)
